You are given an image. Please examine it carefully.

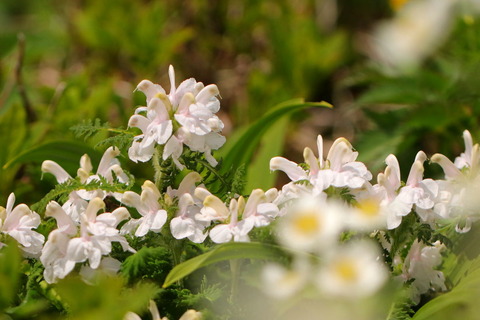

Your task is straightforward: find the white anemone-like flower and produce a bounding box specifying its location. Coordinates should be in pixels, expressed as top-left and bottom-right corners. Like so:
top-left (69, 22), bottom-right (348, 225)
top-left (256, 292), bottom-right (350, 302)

top-left (316, 241), bottom-right (388, 298)
top-left (262, 260), bottom-right (310, 300)
top-left (128, 65), bottom-right (225, 167)
top-left (348, 183), bottom-right (388, 231)
top-left (276, 195), bottom-right (343, 253)
top-left (370, 0), bottom-right (455, 73)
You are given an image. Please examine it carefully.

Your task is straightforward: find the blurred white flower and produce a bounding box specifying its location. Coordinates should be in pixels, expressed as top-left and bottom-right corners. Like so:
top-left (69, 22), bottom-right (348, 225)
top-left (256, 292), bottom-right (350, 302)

top-left (370, 0), bottom-right (455, 73)
top-left (348, 183), bottom-right (388, 231)
top-left (124, 302), bottom-right (201, 320)
top-left (276, 195), bottom-right (343, 252)
top-left (430, 132), bottom-right (480, 231)
top-left (262, 260), bottom-right (310, 299)
top-left (79, 256), bottom-right (122, 285)
top-left (316, 241), bottom-right (388, 298)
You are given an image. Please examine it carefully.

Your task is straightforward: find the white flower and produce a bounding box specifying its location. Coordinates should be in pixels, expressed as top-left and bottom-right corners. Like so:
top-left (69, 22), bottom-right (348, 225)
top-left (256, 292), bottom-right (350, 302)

top-left (316, 241), bottom-right (388, 298)
top-left (397, 151), bottom-right (438, 213)
top-left (453, 130), bottom-right (480, 173)
top-left (262, 260), bottom-right (310, 299)
top-left (167, 172), bottom-right (209, 242)
top-left (370, 0), bottom-right (455, 73)
top-left (207, 196), bottom-right (254, 243)
top-left (128, 65), bottom-right (225, 167)
top-left (270, 135), bottom-right (371, 193)
top-left (348, 183), bottom-right (388, 231)
top-left (0, 193), bottom-right (44, 256)
top-left (66, 198), bottom-right (132, 268)
top-left (41, 198), bottom-right (132, 283)
top-left (242, 188), bottom-right (279, 227)
top-left (40, 229), bottom-right (76, 283)
top-left (42, 146), bottom-right (130, 206)
top-left (121, 181), bottom-right (167, 237)
top-left (377, 154), bottom-right (413, 229)
top-left (276, 195), bottom-right (343, 252)
top-left (401, 240), bottom-right (446, 303)
top-left (170, 193), bottom-right (209, 243)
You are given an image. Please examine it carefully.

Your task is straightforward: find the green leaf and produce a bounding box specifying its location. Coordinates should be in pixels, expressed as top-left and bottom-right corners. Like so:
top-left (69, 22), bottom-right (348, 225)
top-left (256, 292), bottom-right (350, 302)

top-left (219, 99), bottom-right (332, 174)
top-left (3, 140), bottom-right (102, 176)
top-left (121, 246), bottom-right (172, 284)
top-left (412, 256), bottom-right (480, 320)
top-left (163, 242), bottom-right (284, 288)
top-left (0, 240), bottom-right (21, 311)
top-left (0, 102), bottom-right (27, 197)
top-left (56, 274), bottom-right (158, 320)
top-left (244, 117), bottom-right (289, 193)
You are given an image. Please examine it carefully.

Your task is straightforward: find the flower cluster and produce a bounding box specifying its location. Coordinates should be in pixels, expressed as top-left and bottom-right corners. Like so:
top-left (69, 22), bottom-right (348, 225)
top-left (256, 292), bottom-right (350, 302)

top-left (128, 66), bottom-right (225, 168)
top-left (4, 66), bottom-right (480, 319)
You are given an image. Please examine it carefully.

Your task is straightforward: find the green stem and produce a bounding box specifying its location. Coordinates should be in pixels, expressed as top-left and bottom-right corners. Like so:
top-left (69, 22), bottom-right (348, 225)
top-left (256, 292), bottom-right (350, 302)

top-left (197, 158), bottom-right (228, 186)
top-left (152, 145), bottom-right (164, 190)
top-left (228, 259), bottom-right (243, 304)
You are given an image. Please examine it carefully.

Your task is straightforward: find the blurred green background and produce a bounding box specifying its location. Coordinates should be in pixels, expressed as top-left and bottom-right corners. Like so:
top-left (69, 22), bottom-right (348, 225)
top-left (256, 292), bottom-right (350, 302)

top-left (1, 0), bottom-right (479, 205)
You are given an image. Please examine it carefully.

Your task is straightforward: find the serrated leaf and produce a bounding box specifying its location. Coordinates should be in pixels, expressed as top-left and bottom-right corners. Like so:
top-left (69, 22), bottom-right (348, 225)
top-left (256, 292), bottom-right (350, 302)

top-left (3, 140), bottom-right (102, 175)
top-left (121, 246), bottom-right (171, 283)
top-left (163, 242), bottom-right (284, 288)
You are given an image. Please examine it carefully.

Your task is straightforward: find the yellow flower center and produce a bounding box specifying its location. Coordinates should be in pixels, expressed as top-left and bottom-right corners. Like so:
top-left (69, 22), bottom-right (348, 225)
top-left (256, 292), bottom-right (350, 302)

top-left (334, 259), bottom-right (358, 282)
top-left (356, 199), bottom-right (380, 218)
top-left (293, 211), bottom-right (320, 235)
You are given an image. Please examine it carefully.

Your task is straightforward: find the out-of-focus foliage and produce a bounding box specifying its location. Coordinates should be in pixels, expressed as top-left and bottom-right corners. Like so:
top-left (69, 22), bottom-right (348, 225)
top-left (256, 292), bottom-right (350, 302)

top-left (0, 0), bottom-right (360, 205)
top-left (351, 17), bottom-right (480, 175)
